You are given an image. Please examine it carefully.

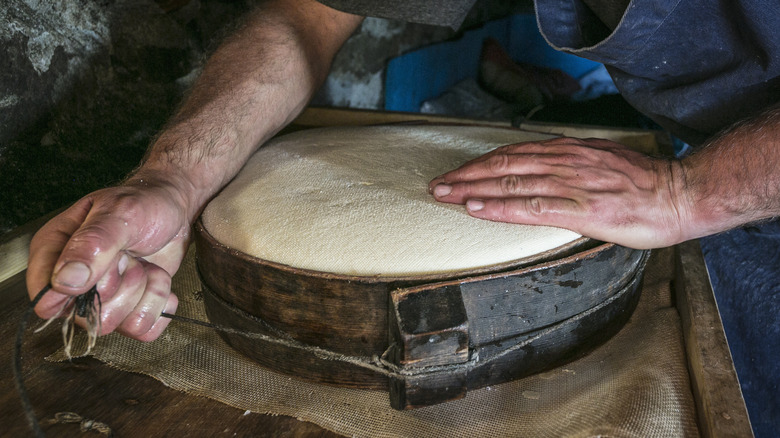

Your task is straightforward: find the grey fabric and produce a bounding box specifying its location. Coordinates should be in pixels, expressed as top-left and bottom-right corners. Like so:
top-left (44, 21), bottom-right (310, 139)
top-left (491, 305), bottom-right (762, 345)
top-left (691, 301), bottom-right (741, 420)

top-left (318, 0), bottom-right (477, 28)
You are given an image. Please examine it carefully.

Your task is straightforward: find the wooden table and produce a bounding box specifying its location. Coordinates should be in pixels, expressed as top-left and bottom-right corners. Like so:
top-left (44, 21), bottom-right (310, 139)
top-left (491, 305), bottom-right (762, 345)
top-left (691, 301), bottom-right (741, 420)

top-left (0, 273), bottom-right (341, 437)
top-left (0, 109), bottom-right (753, 437)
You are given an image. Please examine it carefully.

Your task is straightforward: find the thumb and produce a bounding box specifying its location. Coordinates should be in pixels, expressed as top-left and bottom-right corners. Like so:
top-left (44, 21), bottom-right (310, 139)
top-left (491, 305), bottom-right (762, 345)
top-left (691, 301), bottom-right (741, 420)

top-left (27, 195), bottom-right (134, 301)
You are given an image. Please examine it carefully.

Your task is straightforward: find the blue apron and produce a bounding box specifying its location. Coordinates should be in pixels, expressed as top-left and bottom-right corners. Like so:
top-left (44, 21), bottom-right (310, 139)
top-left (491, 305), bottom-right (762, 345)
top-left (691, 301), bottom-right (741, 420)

top-left (535, 2), bottom-right (780, 435)
top-left (535, 0), bottom-right (780, 146)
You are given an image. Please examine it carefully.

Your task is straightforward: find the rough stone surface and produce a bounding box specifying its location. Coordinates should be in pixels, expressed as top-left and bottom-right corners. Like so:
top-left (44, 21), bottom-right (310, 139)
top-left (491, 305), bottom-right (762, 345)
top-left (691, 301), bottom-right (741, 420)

top-left (0, 0), bottom-right (527, 234)
top-left (0, 0), bottom-right (252, 233)
top-left (312, 0), bottom-right (531, 108)
top-left (312, 18), bottom-right (454, 108)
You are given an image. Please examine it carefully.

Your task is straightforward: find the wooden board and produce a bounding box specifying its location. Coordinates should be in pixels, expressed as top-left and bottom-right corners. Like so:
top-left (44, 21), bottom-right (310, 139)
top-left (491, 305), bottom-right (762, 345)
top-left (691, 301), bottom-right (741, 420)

top-left (1, 230), bottom-right (748, 435)
top-left (0, 108), bottom-right (751, 436)
top-left (290, 107), bottom-right (670, 155)
top-left (674, 241), bottom-right (753, 437)
top-left (0, 270), bottom-right (340, 437)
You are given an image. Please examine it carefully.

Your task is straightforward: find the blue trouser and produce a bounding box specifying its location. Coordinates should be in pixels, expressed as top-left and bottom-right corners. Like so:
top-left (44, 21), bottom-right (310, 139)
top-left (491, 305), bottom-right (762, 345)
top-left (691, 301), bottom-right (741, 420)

top-left (701, 221), bottom-right (780, 437)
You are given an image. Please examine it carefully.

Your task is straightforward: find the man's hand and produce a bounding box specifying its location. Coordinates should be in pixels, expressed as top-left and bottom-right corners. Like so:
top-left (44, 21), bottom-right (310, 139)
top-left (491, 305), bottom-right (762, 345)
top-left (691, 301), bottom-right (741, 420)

top-left (26, 174), bottom-right (190, 341)
top-left (24, 0), bottom-right (363, 342)
top-left (429, 137), bottom-right (693, 249)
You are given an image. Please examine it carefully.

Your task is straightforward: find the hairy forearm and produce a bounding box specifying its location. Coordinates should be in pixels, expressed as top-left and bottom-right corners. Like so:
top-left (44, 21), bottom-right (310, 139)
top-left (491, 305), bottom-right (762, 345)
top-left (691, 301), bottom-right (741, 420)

top-left (132, 0), bottom-right (362, 220)
top-left (680, 103), bottom-right (780, 238)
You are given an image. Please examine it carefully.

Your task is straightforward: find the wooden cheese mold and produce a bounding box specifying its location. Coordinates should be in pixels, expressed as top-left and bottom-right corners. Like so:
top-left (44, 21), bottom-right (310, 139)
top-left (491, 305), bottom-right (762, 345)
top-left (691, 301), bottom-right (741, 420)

top-left (195, 219), bottom-right (649, 409)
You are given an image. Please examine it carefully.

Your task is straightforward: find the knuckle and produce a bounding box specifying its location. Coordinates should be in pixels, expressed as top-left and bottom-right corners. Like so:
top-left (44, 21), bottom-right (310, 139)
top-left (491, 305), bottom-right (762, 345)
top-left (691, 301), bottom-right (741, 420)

top-left (527, 197), bottom-right (545, 215)
top-left (121, 259), bottom-right (147, 286)
top-left (107, 196), bottom-right (144, 224)
top-left (121, 313), bottom-right (154, 338)
top-left (557, 152), bottom-right (583, 167)
top-left (145, 266), bottom-right (173, 293)
top-left (499, 175), bottom-right (522, 194)
top-left (97, 190), bottom-right (147, 221)
top-left (486, 153), bottom-right (511, 174)
top-left (123, 302), bottom-right (164, 337)
top-left (147, 282), bottom-right (172, 301)
top-left (65, 226), bottom-right (113, 257)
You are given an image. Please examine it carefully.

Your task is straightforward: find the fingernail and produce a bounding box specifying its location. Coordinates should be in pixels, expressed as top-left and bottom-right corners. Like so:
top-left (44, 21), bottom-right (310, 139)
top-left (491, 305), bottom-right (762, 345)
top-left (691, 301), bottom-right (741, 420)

top-left (55, 262), bottom-right (91, 288)
top-left (466, 199), bottom-right (485, 212)
top-left (118, 254), bottom-right (130, 275)
top-left (433, 184), bottom-right (452, 197)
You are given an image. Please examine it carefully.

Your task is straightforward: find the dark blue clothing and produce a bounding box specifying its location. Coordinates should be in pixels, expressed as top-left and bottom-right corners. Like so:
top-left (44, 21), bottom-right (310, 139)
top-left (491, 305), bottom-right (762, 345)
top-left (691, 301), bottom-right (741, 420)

top-left (536, 2), bottom-right (780, 435)
top-left (535, 0), bottom-right (780, 146)
top-left (320, 0), bottom-right (780, 434)
top-left (700, 223), bottom-right (780, 437)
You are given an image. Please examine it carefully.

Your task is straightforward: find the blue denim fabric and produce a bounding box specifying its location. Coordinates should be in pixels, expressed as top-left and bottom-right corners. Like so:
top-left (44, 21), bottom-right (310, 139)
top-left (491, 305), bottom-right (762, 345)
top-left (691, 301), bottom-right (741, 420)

top-left (535, 0), bottom-right (780, 146)
top-left (535, 2), bottom-right (780, 435)
top-left (701, 222), bottom-right (780, 438)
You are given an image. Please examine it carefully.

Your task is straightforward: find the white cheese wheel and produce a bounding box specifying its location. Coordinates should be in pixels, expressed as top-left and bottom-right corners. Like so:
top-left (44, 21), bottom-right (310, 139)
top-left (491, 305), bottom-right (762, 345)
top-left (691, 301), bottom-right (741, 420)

top-left (201, 125), bottom-right (581, 276)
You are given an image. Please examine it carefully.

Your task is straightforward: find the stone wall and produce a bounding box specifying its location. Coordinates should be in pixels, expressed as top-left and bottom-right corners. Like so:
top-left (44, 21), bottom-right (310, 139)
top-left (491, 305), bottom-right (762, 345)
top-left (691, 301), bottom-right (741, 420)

top-left (0, 0), bottom-right (522, 233)
top-left (0, 0), bottom-right (253, 233)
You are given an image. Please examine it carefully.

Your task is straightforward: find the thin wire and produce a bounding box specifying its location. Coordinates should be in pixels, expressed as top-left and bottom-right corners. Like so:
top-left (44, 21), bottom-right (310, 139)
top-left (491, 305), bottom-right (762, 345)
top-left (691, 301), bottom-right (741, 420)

top-left (15, 263), bottom-right (643, 436)
top-left (162, 267), bottom-right (642, 379)
top-left (14, 284), bottom-right (50, 438)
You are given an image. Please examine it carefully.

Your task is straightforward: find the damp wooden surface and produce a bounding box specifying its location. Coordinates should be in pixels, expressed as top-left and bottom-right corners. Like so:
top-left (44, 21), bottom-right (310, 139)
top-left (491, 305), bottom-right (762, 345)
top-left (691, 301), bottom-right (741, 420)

top-left (0, 242), bottom-right (751, 437)
top-left (0, 111), bottom-right (747, 436)
top-left (674, 241), bottom-right (754, 437)
top-left (0, 271), bottom-right (339, 438)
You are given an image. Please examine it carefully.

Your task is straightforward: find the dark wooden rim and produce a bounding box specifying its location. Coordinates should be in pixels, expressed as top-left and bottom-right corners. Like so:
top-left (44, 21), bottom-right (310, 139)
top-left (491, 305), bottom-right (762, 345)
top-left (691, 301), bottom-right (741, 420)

top-left (394, 242), bottom-right (644, 299)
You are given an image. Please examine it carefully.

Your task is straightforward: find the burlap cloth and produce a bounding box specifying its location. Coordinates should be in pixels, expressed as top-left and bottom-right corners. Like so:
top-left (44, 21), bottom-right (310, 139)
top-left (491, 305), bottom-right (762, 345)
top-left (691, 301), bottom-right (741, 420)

top-left (53, 246), bottom-right (700, 437)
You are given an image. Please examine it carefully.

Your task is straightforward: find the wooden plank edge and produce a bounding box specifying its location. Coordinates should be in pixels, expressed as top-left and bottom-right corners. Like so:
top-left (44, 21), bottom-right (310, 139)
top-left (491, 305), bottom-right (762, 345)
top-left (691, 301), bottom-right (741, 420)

top-left (674, 240), bottom-right (753, 437)
top-left (518, 120), bottom-right (667, 155)
top-left (0, 210), bottom-right (61, 284)
top-left (291, 107), bottom-right (512, 128)
top-left (291, 107), bottom-right (663, 154)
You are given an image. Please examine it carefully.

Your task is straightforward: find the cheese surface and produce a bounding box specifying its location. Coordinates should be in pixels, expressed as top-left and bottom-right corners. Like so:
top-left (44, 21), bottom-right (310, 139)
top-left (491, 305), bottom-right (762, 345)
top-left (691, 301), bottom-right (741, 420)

top-left (202, 125), bottom-right (581, 276)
